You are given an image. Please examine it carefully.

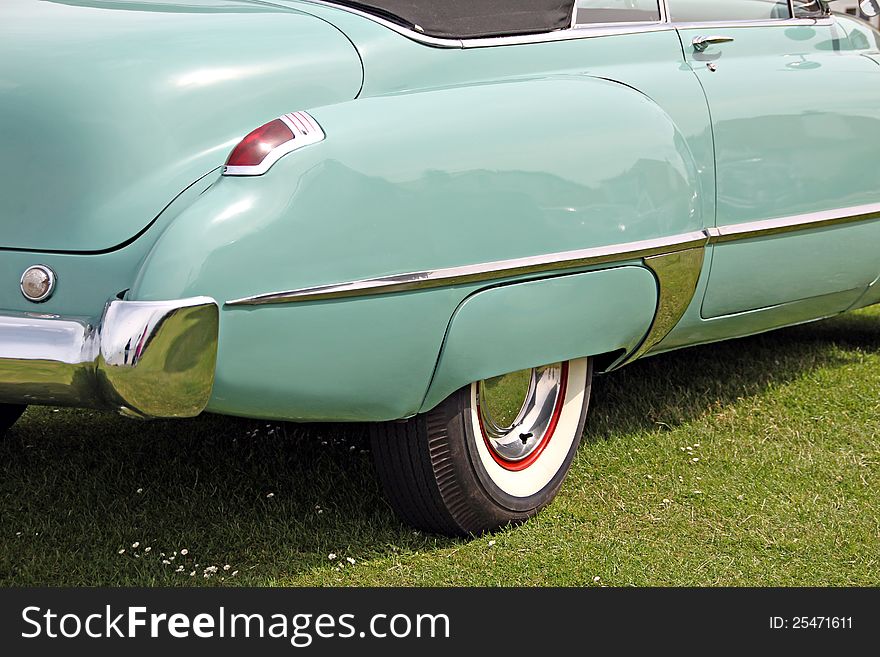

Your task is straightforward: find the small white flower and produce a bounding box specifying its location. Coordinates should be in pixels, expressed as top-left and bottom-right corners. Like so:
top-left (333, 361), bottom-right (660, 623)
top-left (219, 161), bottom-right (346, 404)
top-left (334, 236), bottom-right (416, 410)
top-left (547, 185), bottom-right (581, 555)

top-left (231, 571), bottom-right (239, 577)
top-left (136, 488), bottom-right (144, 494)
top-left (118, 549), bottom-right (125, 555)
top-left (144, 547), bottom-right (151, 553)
top-left (328, 553), bottom-right (337, 560)
top-left (346, 557), bottom-right (356, 565)
top-left (131, 542), bottom-right (140, 549)
top-left (662, 498), bottom-right (671, 504)
top-left (189, 571), bottom-right (196, 577)
top-left (266, 493), bottom-right (275, 498)
top-left (488, 540), bottom-right (496, 547)
top-left (593, 576), bottom-right (601, 583)
top-left (223, 564), bottom-right (231, 571)
top-left (176, 566), bottom-right (184, 573)
top-left (180, 549), bottom-right (188, 556)
top-left (162, 560), bottom-right (170, 565)
top-left (692, 457), bottom-right (699, 463)
top-left (15, 532), bottom-right (22, 537)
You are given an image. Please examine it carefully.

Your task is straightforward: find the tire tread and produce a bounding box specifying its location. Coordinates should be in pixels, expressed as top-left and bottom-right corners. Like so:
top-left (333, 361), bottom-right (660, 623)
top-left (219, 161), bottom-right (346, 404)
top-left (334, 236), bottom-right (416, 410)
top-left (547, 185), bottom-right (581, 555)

top-left (371, 411), bottom-right (463, 535)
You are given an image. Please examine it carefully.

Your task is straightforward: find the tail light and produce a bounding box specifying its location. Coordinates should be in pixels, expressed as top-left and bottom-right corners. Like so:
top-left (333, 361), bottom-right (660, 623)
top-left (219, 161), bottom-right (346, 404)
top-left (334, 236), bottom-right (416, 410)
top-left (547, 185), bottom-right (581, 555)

top-left (223, 111), bottom-right (325, 176)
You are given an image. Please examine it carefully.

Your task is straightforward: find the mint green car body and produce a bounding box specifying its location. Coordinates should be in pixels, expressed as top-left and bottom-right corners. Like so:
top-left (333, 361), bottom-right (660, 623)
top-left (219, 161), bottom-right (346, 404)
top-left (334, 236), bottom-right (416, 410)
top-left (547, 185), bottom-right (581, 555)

top-left (2, 0), bottom-right (880, 422)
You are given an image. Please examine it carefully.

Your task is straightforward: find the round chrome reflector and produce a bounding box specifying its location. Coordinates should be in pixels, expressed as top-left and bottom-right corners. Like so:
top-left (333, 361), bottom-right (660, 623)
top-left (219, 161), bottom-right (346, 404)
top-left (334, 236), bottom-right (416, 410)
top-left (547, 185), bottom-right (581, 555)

top-left (20, 265), bottom-right (56, 303)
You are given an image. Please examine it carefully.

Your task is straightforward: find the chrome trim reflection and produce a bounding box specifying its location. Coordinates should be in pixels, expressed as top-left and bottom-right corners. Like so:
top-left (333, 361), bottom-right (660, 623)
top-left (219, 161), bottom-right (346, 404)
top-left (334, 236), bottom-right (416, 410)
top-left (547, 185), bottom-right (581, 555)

top-left (613, 247), bottom-right (705, 368)
top-left (464, 22), bottom-right (672, 48)
top-left (226, 231), bottom-right (709, 306)
top-left (0, 297), bottom-right (218, 418)
top-left (692, 35), bottom-right (735, 51)
top-left (708, 202), bottom-right (880, 243)
top-left (673, 17), bottom-right (832, 29)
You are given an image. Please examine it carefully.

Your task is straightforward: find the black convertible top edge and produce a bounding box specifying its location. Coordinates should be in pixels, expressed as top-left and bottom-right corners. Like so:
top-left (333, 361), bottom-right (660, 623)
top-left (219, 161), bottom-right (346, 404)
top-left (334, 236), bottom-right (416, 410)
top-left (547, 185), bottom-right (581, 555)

top-left (322, 1), bottom-right (577, 39)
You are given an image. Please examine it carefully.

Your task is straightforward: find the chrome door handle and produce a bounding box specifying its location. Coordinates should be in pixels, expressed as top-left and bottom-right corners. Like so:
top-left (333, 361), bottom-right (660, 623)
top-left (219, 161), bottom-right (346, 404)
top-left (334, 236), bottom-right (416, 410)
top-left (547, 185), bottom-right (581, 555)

top-left (692, 35), bottom-right (735, 52)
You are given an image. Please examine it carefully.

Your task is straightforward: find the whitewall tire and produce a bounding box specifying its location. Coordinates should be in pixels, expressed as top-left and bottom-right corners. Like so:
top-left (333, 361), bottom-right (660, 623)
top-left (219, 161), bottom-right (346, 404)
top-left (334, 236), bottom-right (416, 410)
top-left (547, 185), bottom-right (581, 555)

top-left (371, 358), bottom-right (592, 536)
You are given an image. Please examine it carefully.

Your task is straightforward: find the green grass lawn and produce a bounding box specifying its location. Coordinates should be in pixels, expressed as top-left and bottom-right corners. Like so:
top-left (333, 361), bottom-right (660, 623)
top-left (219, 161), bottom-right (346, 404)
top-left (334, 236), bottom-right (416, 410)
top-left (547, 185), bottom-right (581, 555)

top-left (1, 306), bottom-right (879, 587)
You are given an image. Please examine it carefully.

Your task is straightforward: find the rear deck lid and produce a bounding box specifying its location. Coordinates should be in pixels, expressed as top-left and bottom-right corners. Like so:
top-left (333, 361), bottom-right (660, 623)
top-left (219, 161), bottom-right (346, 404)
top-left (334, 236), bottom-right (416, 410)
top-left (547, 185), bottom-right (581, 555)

top-left (0, 0), bottom-right (362, 252)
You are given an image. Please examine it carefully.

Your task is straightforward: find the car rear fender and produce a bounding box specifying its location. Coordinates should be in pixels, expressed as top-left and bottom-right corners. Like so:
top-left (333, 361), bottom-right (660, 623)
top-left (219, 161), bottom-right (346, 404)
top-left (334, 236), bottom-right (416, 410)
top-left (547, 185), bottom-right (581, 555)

top-left (130, 76), bottom-right (703, 420)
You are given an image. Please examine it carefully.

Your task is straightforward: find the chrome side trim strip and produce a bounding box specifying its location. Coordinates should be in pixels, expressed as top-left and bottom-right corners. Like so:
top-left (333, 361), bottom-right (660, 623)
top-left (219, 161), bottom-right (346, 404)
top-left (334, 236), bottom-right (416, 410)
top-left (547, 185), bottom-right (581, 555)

top-left (707, 202), bottom-right (880, 243)
top-left (227, 202), bottom-right (880, 307)
top-left (461, 23), bottom-right (672, 48)
top-left (672, 17), bottom-right (832, 29)
top-left (226, 231), bottom-right (709, 306)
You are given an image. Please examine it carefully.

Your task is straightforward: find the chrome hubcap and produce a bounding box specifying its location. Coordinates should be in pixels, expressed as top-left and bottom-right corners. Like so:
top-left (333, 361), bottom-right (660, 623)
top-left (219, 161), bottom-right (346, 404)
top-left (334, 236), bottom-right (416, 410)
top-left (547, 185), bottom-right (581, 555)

top-left (477, 363), bottom-right (565, 464)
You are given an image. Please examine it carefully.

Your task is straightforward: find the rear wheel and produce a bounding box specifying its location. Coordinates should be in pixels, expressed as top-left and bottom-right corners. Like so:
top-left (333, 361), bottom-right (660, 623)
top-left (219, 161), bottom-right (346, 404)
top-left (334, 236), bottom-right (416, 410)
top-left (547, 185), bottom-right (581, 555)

top-left (0, 404), bottom-right (26, 436)
top-left (371, 358), bottom-right (592, 536)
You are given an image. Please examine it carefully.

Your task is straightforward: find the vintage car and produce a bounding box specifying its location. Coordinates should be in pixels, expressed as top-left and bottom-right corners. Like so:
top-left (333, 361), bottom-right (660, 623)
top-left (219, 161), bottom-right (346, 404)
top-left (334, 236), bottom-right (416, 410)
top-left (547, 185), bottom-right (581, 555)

top-left (2, 0), bottom-right (880, 536)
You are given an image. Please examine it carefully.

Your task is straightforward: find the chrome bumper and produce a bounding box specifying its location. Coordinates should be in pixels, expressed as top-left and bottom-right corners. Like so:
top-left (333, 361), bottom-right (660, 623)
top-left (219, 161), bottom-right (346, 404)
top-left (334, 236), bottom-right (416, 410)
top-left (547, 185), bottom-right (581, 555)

top-left (0, 297), bottom-right (218, 419)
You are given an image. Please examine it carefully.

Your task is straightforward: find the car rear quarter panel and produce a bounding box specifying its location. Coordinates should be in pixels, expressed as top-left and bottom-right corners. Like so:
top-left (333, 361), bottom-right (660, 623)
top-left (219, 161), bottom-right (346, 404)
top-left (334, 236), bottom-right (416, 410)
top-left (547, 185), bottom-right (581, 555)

top-left (131, 69), bottom-right (702, 420)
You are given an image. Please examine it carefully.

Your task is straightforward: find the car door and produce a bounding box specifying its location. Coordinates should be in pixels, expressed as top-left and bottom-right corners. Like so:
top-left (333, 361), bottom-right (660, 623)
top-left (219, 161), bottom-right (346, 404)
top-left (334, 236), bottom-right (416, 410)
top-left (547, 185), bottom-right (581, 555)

top-left (671, 0), bottom-right (880, 318)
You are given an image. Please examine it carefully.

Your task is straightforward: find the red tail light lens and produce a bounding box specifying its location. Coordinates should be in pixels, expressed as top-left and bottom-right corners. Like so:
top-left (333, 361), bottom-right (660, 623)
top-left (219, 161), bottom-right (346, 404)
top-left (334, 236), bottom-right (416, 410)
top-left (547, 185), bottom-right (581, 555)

top-left (225, 119), bottom-right (295, 168)
top-left (224, 112), bottom-right (325, 176)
